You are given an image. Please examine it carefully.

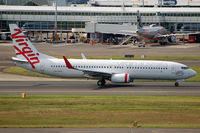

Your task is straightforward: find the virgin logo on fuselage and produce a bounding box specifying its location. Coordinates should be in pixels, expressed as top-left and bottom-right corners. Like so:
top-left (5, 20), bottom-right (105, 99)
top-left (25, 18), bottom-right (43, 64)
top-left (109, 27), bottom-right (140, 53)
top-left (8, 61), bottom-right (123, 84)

top-left (11, 28), bottom-right (40, 69)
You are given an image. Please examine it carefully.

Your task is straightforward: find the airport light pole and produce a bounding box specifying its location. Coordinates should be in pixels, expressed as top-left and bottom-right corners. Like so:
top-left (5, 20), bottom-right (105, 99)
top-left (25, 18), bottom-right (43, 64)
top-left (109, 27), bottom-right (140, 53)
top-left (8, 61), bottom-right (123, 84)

top-left (54, 0), bottom-right (58, 41)
top-left (142, 0), bottom-right (144, 7)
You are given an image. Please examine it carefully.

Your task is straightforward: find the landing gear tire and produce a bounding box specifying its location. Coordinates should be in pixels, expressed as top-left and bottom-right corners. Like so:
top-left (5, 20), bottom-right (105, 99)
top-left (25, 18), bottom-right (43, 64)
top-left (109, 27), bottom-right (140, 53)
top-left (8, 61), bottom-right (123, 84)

top-left (175, 82), bottom-right (179, 87)
top-left (97, 80), bottom-right (106, 87)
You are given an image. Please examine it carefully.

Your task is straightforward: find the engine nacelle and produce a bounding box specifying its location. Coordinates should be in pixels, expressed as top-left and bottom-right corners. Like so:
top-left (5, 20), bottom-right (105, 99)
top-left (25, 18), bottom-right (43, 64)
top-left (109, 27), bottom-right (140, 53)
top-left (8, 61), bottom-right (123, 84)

top-left (1, 33), bottom-right (7, 40)
top-left (111, 73), bottom-right (130, 83)
top-left (168, 35), bottom-right (176, 43)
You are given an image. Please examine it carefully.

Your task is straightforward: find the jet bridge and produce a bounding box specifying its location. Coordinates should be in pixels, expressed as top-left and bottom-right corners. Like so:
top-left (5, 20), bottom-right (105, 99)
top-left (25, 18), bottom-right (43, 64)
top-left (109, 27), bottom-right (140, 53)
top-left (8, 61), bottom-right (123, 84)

top-left (86, 22), bottom-right (137, 44)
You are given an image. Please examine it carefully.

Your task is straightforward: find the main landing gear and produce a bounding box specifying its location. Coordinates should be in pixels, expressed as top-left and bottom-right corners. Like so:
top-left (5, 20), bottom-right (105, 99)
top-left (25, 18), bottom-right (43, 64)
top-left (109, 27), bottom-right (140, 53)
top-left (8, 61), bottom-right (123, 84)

top-left (97, 80), bottom-right (106, 87)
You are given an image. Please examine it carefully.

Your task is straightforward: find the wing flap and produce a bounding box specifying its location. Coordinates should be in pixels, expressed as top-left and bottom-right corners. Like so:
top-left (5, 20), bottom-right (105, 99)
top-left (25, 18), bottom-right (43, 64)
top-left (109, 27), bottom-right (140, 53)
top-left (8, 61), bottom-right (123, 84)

top-left (82, 69), bottom-right (111, 79)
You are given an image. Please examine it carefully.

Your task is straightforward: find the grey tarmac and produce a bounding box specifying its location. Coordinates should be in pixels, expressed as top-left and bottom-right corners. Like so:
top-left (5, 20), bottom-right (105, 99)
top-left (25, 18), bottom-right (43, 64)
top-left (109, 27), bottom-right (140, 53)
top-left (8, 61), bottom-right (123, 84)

top-left (0, 128), bottom-right (200, 133)
top-left (0, 81), bottom-right (200, 95)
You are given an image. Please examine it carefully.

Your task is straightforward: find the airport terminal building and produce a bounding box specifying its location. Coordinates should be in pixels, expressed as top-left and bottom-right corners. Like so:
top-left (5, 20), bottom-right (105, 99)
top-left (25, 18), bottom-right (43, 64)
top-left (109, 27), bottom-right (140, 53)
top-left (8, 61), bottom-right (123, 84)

top-left (1, 5), bottom-right (200, 31)
top-left (1, 4), bottom-right (200, 42)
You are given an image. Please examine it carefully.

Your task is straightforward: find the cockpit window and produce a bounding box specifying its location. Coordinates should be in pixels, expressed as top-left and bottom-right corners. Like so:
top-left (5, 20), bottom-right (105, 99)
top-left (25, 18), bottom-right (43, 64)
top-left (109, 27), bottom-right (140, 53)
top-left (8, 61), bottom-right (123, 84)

top-left (181, 67), bottom-right (189, 70)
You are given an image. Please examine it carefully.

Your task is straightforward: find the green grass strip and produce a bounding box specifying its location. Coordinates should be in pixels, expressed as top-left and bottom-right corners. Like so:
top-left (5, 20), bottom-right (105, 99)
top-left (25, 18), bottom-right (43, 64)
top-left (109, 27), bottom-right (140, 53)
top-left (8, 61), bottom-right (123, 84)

top-left (0, 95), bottom-right (200, 128)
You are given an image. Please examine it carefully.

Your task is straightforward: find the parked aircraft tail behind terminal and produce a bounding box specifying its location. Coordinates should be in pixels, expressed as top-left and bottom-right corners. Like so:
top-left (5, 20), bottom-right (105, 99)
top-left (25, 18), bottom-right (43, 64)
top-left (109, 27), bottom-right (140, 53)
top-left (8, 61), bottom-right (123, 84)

top-left (9, 24), bottom-right (196, 87)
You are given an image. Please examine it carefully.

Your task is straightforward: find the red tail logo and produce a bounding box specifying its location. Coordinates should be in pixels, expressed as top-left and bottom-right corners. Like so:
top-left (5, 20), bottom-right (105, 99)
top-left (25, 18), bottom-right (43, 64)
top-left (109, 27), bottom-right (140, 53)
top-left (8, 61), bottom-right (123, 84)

top-left (12, 28), bottom-right (40, 69)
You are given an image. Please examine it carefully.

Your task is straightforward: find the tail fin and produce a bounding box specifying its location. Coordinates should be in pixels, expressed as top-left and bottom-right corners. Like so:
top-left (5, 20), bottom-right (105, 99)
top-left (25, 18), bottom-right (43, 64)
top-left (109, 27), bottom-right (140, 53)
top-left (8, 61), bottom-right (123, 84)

top-left (9, 24), bottom-right (54, 69)
top-left (137, 10), bottom-right (142, 29)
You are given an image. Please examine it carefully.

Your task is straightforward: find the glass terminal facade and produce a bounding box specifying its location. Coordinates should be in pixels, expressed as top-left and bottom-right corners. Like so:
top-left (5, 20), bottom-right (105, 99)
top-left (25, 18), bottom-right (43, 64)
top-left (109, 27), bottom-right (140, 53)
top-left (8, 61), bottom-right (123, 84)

top-left (0, 6), bottom-right (200, 32)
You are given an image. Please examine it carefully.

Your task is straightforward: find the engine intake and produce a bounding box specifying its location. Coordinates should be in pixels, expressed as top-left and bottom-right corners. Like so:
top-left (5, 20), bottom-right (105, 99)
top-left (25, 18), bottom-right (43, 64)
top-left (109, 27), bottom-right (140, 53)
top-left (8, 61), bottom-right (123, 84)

top-left (111, 73), bottom-right (130, 83)
top-left (1, 33), bottom-right (7, 40)
top-left (168, 35), bottom-right (176, 43)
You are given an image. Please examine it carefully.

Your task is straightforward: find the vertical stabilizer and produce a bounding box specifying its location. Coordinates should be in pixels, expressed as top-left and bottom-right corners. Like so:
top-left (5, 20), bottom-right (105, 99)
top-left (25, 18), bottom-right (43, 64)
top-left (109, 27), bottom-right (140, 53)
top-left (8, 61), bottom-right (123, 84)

top-left (9, 24), bottom-right (40, 60)
top-left (137, 10), bottom-right (142, 29)
top-left (9, 24), bottom-right (54, 69)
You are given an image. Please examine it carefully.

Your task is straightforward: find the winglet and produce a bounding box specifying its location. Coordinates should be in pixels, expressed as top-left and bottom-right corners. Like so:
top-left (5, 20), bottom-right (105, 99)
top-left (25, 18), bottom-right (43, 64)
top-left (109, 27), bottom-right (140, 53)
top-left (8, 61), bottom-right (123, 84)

top-left (63, 56), bottom-right (74, 69)
top-left (81, 53), bottom-right (87, 60)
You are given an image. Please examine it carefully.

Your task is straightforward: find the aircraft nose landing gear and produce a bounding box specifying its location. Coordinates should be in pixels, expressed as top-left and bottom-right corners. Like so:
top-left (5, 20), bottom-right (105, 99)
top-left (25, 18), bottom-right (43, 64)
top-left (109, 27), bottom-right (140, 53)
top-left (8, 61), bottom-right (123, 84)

top-left (97, 80), bottom-right (106, 87)
top-left (175, 79), bottom-right (184, 87)
top-left (175, 82), bottom-right (179, 87)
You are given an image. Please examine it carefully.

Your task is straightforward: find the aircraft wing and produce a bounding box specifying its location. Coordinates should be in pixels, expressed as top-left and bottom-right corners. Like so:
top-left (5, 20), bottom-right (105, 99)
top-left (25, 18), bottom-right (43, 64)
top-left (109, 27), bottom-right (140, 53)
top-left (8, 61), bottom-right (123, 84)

top-left (155, 33), bottom-right (198, 38)
top-left (0, 32), bottom-right (10, 34)
top-left (63, 56), bottom-right (112, 79)
top-left (81, 69), bottom-right (112, 79)
top-left (119, 30), bottom-right (137, 35)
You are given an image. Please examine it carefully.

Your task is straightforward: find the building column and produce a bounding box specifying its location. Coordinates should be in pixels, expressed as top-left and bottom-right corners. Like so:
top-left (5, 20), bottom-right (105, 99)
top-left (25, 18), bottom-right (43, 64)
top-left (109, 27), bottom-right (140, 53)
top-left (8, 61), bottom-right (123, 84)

top-left (40, 31), bottom-right (42, 41)
top-left (174, 23), bottom-right (177, 32)
top-left (60, 31), bottom-right (62, 40)
top-left (90, 33), bottom-right (94, 43)
top-left (47, 32), bottom-right (48, 40)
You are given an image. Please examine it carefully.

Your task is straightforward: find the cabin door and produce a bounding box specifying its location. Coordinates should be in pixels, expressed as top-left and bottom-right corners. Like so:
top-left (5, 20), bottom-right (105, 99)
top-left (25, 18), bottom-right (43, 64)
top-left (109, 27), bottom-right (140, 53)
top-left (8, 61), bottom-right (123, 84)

top-left (40, 63), bottom-right (45, 74)
top-left (171, 65), bottom-right (176, 76)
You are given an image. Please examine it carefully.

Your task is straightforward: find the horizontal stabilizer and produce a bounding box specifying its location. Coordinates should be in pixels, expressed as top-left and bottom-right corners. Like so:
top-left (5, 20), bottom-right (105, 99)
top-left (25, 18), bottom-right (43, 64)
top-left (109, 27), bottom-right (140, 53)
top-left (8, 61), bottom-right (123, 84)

top-left (12, 57), bottom-right (28, 63)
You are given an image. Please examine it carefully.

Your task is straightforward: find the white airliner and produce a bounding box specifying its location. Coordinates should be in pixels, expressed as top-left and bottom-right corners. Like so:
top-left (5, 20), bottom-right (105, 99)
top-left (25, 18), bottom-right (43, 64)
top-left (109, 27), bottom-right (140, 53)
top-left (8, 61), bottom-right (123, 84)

top-left (9, 24), bottom-right (196, 87)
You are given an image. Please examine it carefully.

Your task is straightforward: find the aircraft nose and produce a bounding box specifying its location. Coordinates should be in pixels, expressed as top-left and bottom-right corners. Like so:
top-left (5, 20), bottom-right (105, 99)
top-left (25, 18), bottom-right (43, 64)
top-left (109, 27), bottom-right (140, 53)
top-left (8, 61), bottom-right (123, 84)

top-left (137, 29), bottom-right (143, 35)
top-left (192, 70), bottom-right (197, 76)
top-left (189, 69), bottom-right (197, 77)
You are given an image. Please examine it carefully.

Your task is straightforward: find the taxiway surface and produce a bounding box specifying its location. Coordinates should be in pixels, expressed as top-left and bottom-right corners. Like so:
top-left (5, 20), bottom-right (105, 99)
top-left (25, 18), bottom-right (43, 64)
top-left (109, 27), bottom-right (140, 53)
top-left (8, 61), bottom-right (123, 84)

top-left (1, 81), bottom-right (200, 95)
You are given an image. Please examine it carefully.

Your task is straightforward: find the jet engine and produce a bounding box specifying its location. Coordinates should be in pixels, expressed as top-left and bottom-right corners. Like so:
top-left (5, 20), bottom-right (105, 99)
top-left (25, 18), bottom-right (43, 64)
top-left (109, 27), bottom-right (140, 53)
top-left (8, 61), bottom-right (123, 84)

top-left (168, 35), bottom-right (176, 43)
top-left (111, 73), bottom-right (130, 83)
top-left (1, 33), bottom-right (7, 40)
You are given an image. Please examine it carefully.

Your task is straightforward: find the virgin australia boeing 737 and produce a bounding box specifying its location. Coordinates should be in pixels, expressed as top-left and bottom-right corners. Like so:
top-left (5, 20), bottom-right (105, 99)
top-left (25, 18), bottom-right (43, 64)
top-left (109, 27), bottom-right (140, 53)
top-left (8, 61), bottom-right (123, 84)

top-left (9, 24), bottom-right (196, 87)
